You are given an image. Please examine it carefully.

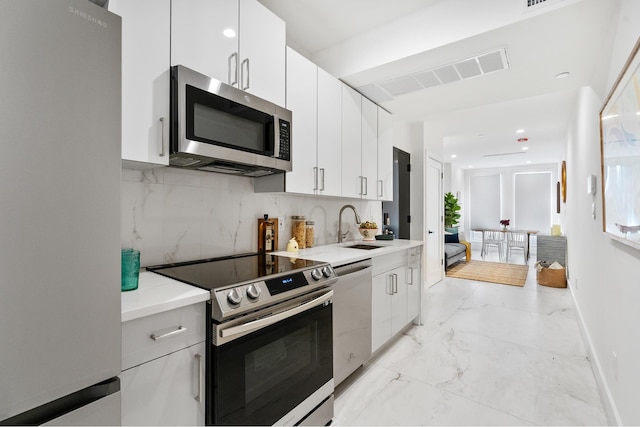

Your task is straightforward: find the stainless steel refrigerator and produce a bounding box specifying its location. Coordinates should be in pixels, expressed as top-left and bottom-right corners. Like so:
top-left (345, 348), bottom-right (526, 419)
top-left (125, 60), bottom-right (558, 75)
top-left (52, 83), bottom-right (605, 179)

top-left (0, 0), bottom-right (122, 424)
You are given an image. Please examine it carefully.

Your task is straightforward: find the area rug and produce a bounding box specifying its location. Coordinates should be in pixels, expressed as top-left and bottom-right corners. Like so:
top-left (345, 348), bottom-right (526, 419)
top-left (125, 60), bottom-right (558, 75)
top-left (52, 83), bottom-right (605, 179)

top-left (446, 260), bottom-right (528, 287)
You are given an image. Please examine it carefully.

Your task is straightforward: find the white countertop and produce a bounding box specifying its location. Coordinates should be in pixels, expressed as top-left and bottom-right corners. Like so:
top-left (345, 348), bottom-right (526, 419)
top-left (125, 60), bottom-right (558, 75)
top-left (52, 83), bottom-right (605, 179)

top-left (272, 239), bottom-right (423, 266)
top-left (121, 239), bottom-right (422, 322)
top-left (121, 271), bottom-right (210, 323)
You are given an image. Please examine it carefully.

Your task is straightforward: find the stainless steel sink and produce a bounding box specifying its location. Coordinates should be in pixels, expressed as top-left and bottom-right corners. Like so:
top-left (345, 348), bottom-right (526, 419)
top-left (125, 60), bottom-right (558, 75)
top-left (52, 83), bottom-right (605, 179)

top-left (345, 244), bottom-right (384, 250)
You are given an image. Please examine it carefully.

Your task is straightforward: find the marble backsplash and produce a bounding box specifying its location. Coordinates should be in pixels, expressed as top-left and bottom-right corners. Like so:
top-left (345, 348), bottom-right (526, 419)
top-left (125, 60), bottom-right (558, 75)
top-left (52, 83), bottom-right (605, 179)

top-left (122, 167), bottom-right (383, 267)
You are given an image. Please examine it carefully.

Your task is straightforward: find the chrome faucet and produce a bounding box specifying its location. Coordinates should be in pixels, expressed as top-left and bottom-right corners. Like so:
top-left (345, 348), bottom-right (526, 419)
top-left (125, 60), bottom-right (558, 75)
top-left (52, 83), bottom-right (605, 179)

top-left (338, 204), bottom-right (362, 243)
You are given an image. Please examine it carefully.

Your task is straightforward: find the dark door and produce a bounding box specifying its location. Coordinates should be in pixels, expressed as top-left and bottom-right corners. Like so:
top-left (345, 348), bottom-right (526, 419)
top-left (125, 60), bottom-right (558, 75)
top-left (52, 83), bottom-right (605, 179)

top-left (382, 147), bottom-right (411, 239)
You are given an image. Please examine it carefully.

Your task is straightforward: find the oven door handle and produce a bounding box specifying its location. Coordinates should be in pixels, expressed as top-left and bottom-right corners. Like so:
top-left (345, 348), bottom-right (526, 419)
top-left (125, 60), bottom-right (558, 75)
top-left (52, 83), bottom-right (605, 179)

top-left (220, 290), bottom-right (333, 339)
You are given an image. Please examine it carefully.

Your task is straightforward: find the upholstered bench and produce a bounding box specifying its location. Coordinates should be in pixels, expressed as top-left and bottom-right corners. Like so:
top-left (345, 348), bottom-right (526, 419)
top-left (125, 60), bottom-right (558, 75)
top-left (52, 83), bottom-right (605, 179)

top-left (445, 231), bottom-right (471, 269)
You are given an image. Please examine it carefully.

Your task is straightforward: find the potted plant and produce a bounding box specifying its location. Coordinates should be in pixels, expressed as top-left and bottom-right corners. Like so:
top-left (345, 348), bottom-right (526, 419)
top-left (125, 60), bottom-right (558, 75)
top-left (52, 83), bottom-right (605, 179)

top-left (444, 192), bottom-right (461, 232)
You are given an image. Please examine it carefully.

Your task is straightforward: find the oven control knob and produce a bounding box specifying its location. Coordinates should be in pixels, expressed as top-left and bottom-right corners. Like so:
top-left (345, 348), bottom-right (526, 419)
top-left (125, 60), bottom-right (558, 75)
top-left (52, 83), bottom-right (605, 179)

top-left (310, 269), bottom-right (322, 281)
top-left (321, 266), bottom-right (333, 278)
top-left (227, 288), bottom-right (243, 305)
top-left (246, 284), bottom-right (261, 300)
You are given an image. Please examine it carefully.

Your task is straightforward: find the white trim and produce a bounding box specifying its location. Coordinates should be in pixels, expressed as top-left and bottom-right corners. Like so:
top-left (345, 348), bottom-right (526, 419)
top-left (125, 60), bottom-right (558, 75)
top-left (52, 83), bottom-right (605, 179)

top-left (568, 279), bottom-right (621, 426)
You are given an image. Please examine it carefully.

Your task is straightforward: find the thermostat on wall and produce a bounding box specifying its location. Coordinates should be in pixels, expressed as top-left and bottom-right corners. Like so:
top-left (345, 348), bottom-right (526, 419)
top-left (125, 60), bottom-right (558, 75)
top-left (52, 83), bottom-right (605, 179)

top-left (587, 174), bottom-right (596, 196)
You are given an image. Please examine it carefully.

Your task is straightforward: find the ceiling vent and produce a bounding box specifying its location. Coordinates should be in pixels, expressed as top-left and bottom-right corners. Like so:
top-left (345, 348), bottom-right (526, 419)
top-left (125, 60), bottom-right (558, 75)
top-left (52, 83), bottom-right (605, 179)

top-left (483, 151), bottom-right (526, 158)
top-left (357, 48), bottom-right (510, 104)
top-left (522, 0), bottom-right (565, 13)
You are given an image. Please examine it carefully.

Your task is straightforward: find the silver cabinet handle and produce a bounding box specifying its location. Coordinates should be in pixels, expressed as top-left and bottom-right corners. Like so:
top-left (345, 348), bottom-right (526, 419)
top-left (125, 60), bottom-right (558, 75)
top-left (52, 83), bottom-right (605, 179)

top-left (393, 273), bottom-right (398, 294)
top-left (320, 168), bottom-right (325, 191)
top-left (313, 167), bottom-right (318, 191)
top-left (358, 176), bottom-right (363, 195)
top-left (363, 176), bottom-right (368, 195)
top-left (386, 274), bottom-right (393, 295)
top-left (159, 117), bottom-right (166, 157)
top-left (241, 58), bottom-right (250, 90)
top-left (149, 326), bottom-right (186, 341)
top-left (408, 267), bottom-right (414, 285)
top-left (378, 180), bottom-right (383, 198)
top-left (194, 354), bottom-right (203, 402)
top-left (228, 52), bottom-right (238, 86)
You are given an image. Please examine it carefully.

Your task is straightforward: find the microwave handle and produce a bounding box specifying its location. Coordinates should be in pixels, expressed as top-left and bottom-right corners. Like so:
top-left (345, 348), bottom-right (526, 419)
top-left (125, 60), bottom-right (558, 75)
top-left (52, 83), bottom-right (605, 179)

top-left (228, 52), bottom-right (238, 87)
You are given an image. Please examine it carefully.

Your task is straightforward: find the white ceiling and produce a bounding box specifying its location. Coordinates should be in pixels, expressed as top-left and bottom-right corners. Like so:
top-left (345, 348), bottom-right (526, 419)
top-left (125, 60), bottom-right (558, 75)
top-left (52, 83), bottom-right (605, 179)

top-left (257, 0), bottom-right (620, 169)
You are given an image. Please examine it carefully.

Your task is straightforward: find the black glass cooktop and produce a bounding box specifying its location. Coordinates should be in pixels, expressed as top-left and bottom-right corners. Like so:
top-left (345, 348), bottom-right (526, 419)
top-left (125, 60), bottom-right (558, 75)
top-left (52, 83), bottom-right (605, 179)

top-left (147, 253), bottom-right (326, 291)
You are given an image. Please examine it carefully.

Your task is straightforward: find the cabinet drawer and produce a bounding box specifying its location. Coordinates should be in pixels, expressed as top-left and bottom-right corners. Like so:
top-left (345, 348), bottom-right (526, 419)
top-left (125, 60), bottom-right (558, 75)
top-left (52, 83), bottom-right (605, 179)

top-left (122, 302), bottom-right (206, 370)
top-left (372, 250), bottom-right (406, 276)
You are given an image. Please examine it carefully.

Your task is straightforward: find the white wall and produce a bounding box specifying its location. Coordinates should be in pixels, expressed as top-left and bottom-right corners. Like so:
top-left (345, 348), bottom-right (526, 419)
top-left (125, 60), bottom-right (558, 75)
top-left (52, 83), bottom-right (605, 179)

top-left (462, 164), bottom-right (559, 237)
top-left (565, 1), bottom-right (640, 423)
top-left (393, 121), bottom-right (425, 240)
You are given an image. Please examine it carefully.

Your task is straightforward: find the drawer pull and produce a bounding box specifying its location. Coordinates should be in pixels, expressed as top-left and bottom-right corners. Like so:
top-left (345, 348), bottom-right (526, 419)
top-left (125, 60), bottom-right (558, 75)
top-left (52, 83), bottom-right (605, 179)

top-left (150, 326), bottom-right (187, 341)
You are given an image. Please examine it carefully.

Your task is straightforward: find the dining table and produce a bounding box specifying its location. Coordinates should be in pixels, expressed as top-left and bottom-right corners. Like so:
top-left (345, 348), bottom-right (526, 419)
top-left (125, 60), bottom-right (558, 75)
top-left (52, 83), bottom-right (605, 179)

top-left (472, 228), bottom-right (538, 261)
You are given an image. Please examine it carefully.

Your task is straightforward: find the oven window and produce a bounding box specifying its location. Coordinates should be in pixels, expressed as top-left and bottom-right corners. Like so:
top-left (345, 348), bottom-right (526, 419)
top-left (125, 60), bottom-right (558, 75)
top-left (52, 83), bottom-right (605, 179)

top-left (210, 303), bottom-right (332, 426)
top-left (186, 85), bottom-right (274, 155)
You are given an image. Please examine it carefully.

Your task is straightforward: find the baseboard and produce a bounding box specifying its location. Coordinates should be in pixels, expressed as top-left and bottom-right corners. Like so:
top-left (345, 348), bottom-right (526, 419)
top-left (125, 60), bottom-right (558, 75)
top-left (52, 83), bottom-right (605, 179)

top-left (568, 278), bottom-right (622, 426)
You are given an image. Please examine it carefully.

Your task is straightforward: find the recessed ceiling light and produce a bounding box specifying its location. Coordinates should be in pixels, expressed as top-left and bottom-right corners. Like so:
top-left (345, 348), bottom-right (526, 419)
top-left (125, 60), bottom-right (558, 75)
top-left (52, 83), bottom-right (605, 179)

top-left (516, 129), bottom-right (525, 133)
top-left (522, 146), bottom-right (529, 150)
top-left (451, 154), bottom-right (457, 158)
top-left (223, 28), bottom-right (236, 38)
top-left (468, 165), bottom-right (473, 168)
top-left (555, 71), bottom-right (571, 79)
top-left (526, 161), bottom-right (532, 164)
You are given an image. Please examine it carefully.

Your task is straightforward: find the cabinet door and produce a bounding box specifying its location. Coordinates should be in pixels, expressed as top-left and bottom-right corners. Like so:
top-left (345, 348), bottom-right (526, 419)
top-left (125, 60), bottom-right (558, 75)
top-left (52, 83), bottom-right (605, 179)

top-left (361, 97), bottom-right (378, 200)
top-left (341, 85), bottom-right (363, 198)
top-left (285, 48), bottom-right (317, 194)
top-left (317, 68), bottom-right (342, 197)
top-left (239, 0), bottom-right (286, 106)
top-left (171, 0), bottom-right (238, 85)
top-left (109, 0), bottom-right (170, 165)
top-left (121, 342), bottom-right (205, 426)
top-left (377, 107), bottom-right (393, 201)
top-left (371, 273), bottom-right (392, 353)
top-left (407, 247), bottom-right (422, 322)
top-left (390, 266), bottom-right (408, 337)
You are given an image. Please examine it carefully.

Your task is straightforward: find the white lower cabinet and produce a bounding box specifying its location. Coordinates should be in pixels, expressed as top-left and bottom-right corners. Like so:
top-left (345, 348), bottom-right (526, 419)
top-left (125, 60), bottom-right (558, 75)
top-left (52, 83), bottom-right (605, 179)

top-left (121, 302), bottom-right (206, 426)
top-left (121, 342), bottom-right (205, 426)
top-left (371, 250), bottom-right (418, 353)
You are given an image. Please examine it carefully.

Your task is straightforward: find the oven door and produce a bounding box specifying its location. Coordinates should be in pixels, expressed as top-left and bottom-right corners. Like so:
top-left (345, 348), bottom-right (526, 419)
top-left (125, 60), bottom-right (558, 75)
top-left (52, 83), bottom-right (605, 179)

top-left (208, 290), bottom-right (333, 426)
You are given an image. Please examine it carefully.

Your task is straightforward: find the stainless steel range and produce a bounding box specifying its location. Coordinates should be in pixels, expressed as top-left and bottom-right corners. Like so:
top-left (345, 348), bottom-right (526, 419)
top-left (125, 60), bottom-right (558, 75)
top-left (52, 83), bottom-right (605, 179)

top-left (149, 253), bottom-right (337, 426)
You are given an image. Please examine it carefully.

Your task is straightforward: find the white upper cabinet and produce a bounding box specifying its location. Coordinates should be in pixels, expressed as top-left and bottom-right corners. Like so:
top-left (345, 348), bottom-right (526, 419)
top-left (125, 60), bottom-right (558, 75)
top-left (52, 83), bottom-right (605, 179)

top-left (316, 68), bottom-right (342, 197)
top-left (239, 0), bottom-right (286, 106)
top-left (171, 0), bottom-right (237, 85)
top-left (341, 85), bottom-right (363, 199)
top-left (361, 97), bottom-right (378, 201)
top-left (285, 48), bottom-right (317, 194)
top-left (377, 107), bottom-right (393, 201)
top-left (281, 49), bottom-right (342, 196)
top-left (109, 0), bottom-right (170, 165)
top-left (171, 0), bottom-right (285, 107)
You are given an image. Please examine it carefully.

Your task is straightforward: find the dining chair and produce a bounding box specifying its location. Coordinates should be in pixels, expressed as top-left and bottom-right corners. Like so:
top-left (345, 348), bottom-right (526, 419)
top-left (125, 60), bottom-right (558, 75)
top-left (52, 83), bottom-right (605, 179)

top-left (506, 231), bottom-right (528, 263)
top-left (481, 230), bottom-right (504, 261)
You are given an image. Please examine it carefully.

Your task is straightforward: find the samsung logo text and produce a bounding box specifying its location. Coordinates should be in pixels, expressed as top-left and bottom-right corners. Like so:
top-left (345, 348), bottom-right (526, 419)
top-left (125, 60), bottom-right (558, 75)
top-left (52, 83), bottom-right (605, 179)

top-left (69, 7), bottom-right (108, 28)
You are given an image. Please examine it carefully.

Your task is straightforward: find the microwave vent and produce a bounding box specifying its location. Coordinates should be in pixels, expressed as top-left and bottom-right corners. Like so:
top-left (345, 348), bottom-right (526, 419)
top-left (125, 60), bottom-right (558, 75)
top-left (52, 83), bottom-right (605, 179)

top-left (170, 156), bottom-right (203, 168)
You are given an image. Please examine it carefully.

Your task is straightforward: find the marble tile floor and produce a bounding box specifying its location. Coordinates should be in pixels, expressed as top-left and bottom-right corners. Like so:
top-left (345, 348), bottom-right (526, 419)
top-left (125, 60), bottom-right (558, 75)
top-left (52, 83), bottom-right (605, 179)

top-left (333, 249), bottom-right (609, 426)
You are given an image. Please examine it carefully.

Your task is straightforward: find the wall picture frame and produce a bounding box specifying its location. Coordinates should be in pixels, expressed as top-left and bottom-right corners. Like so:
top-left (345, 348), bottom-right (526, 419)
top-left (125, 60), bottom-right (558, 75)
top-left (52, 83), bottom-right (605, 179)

top-left (600, 37), bottom-right (640, 251)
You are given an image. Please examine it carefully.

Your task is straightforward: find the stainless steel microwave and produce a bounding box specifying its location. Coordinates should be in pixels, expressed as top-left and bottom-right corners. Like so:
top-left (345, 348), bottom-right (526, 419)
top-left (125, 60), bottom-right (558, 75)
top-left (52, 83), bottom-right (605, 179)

top-left (170, 65), bottom-right (292, 176)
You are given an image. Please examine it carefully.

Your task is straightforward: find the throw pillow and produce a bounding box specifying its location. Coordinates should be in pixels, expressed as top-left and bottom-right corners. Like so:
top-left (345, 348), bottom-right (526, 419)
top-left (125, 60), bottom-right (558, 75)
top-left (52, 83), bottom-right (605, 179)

top-left (445, 232), bottom-right (459, 244)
